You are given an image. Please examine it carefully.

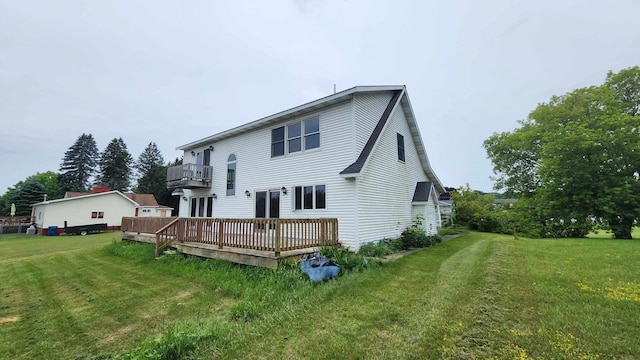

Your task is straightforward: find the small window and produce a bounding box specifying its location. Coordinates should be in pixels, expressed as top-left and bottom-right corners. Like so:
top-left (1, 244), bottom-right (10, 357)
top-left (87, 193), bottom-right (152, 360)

top-left (303, 186), bottom-right (313, 209)
top-left (304, 117), bottom-right (320, 150)
top-left (227, 154), bottom-right (237, 196)
top-left (315, 185), bottom-right (326, 209)
top-left (271, 127), bottom-right (285, 157)
top-left (98, 212), bottom-right (104, 218)
top-left (397, 133), bottom-right (405, 162)
top-left (287, 123), bottom-right (301, 153)
top-left (91, 212), bottom-right (98, 219)
top-left (295, 186), bottom-right (303, 210)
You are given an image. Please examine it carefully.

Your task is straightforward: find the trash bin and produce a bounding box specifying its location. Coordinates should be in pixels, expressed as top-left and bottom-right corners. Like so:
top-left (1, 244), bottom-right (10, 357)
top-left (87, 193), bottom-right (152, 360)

top-left (47, 226), bottom-right (58, 236)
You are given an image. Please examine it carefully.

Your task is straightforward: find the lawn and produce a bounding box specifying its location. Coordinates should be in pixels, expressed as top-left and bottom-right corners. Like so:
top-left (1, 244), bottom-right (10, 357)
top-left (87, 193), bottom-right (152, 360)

top-left (1, 231), bottom-right (639, 359)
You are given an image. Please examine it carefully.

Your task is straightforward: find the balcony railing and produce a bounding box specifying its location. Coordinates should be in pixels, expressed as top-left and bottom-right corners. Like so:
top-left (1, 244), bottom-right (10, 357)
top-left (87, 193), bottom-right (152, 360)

top-left (166, 163), bottom-right (213, 190)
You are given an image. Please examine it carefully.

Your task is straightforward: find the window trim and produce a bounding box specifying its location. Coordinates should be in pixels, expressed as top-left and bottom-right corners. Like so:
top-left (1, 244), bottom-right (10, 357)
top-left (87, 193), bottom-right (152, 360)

top-left (293, 184), bottom-right (326, 210)
top-left (227, 154), bottom-right (237, 196)
top-left (397, 133), bottom-right (406, 162)
top-left (271, 115), bottom-right (321, 158)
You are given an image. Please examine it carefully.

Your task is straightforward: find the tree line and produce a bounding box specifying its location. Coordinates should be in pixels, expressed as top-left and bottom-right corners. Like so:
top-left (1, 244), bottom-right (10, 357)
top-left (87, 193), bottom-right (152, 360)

top-left (0, 135), bottom-right (181, 216)
top-left (454, 66), bottom-right (639, 239)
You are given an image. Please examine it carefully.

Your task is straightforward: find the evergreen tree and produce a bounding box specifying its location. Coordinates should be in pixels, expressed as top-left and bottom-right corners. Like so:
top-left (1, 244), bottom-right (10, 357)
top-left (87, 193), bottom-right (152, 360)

top-left (156, 157), bottom-right (183, 215)
top-left (10, 179), bottom-right (46, 216)
top-left (58, 133), bottom-right (99, 193)
top-left (96, 137), bottom-right (133, 191)
top-left (134, 142), bottom-right (165, 195)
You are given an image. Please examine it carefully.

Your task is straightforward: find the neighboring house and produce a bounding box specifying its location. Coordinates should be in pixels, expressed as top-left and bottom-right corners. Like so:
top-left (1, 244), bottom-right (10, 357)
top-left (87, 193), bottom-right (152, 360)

top-left (168, 85), bottom-right (444, 250)
top-left (31, 190), bottom-right (172, 235)
top-left (439, 200), bottom-right (454, 225)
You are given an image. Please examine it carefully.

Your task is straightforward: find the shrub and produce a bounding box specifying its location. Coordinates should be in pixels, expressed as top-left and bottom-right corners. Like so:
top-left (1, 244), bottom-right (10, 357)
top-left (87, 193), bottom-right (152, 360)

top-left (357, 241), bottom-right (394, 257)
top-left (320, 246), bottom-right (372, 273)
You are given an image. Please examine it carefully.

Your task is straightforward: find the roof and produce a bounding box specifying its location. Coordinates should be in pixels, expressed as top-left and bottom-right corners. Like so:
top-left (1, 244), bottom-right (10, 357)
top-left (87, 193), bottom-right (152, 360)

top-left (33, 190), bottom-right (139, 206)
top-left (123, 193), bottom-right (159, 207)
top-left (177, 85), bottom-right (405, 150)
top-left (177, 85), bottom-right (444, 193)
top-left (62, 191), bottom-right (162, 207)
top-left (412, 181), bottom-right (433, 202)
top-left (340, 90), bottom-right (403, 175)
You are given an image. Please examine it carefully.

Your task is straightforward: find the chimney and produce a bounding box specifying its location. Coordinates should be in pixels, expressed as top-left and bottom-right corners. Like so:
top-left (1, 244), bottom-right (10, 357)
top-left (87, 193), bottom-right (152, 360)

top-left (92, 185), bottom-right (110, 194)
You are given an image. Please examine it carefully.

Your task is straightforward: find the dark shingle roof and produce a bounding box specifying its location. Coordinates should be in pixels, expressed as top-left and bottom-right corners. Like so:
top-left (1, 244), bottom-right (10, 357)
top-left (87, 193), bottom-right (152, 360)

top-left (412, 181), bottom-right (433, 202)
top-left (340, 90), bottom-right (402, 175)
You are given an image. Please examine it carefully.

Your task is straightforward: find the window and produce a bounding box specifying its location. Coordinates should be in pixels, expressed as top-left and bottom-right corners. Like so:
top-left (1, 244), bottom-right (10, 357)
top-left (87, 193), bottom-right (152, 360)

top-left (91, 212), bottom-right (98, 219)
top-left (142, 209), bottom-right (151, 213)
top-left (206, 196), bottom-right (213, 217)
top-left (190, 198), bottom-right (197, 217)
top-left (287, 123), bottom-right (301, 153)
top-left (304, 117), bottom-right (320, 150)
top-left (198, 197), bottom-right (205, 217)
top-left (271, 116), bottom-right (320, 157)
top-left (397, 133), bottom-right (405, 162)
top-left (227, 154), bottom-right (236, 196)
top-left (294, 184), bottom-right (326, 210)
top-left (271, 127), bottom-right (285, 157)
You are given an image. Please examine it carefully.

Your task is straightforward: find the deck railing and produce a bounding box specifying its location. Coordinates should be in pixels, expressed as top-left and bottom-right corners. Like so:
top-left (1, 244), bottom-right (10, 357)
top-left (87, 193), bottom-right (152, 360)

top-left (166, 163), bottom-right (212, 189)
top-left (154, 217), bottom-right (339, 257)
top-left (121, 217), bottom-right (177, 234)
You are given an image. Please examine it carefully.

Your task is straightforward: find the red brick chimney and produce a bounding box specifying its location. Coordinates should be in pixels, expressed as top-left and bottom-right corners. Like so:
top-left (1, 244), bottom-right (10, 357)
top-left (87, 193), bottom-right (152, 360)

top-left (92, 185), bottom-right (110, 194)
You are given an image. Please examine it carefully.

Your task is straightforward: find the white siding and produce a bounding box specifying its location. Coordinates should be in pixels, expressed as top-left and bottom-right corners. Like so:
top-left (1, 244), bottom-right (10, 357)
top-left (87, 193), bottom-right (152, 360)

top-left (183, 100), bottom-right (360, 247)
top-left (353, 92), bottom-right (394, 155)
top-left (355, 98), bottom-right (433, 247)
top-left (33, 193), bottom-right (135, 229)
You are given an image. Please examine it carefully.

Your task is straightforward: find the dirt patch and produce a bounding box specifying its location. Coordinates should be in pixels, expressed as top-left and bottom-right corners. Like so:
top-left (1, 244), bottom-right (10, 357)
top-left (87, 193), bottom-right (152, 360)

top-left (100, 324), bottom-right (137, 345)
top-left (0, 316), bottom-right (20, 324)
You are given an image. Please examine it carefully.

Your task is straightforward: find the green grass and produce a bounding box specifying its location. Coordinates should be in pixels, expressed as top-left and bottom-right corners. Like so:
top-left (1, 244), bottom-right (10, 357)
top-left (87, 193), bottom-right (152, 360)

top-left (1, 232), bottom-right (639, 359)
top-left (588, 226), bottom-right (640, 239)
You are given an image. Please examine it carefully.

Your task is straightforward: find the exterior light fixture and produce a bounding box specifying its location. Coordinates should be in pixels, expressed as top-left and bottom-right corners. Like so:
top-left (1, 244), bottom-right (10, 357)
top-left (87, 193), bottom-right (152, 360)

top-left (245, 190), bottom-right (251, 198)
top-left (281, 186), bottom-right (287, 194)
top-left (182, 196), bottom-right (188, 201)
top-left (209, 145), bottom-right (214, 151)
top-left (212, 193), bottom-right (217, 199)
top-left (190, 150), bottom-right (195, 156)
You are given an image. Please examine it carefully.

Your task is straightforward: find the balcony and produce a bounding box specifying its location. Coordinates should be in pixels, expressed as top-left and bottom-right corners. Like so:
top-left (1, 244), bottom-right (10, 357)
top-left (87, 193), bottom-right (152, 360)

top-left (166, 163), bottom-right (212, 190)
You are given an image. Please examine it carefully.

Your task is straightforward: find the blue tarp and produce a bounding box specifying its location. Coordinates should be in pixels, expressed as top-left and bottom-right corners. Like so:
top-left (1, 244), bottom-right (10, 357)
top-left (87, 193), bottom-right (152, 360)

top-left (299, 253), bottom-right (340, 283)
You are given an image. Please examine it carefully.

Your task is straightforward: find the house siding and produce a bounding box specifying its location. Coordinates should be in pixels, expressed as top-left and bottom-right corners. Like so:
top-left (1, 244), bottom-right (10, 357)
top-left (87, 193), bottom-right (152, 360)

top-left (32, 193), bottom-right (135, 230)
top-left (183, 99), bottom-right (359, 247)
top-left (353, 91), bottom-right (394, 155)
top-left (355, 97), bottom-right (434, 245)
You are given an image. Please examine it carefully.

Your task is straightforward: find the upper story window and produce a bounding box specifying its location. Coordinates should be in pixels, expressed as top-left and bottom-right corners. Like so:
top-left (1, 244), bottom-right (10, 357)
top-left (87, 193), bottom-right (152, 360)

top-left (397, 133), bottom-right (405, 162)
top-left (227, 154), bottom-right (237, 196)
top-left (272, 116), bottom-right (320, 157)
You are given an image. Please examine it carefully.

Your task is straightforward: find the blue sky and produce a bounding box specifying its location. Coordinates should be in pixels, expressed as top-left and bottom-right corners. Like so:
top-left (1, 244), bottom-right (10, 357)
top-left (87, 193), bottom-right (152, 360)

top-left (1, 0), bottom-right (639, 194)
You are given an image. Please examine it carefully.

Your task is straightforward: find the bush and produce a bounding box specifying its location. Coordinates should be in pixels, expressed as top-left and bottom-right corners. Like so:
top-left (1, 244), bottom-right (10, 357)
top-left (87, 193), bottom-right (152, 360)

top-left (357, 241), bottom-right (394, 257)
top-left (320, 246), bottom-right (372, 273)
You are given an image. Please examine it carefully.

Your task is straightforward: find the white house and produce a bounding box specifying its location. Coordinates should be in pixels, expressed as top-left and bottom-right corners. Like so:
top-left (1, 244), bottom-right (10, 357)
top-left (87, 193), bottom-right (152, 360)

top-left (31, 190), bottom-right (172, 235)
top-left (168, 85), bottom-right (444, 250)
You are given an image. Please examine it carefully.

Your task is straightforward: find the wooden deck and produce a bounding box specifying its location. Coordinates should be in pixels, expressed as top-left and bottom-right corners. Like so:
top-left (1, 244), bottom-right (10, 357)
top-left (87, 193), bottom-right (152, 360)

top-left (121, 216), bottom-right (339, 268)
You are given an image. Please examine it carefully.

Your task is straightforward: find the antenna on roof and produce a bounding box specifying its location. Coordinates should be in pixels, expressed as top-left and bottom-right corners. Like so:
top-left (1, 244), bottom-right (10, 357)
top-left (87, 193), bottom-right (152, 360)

top-left (333, 84), bottom-right (336, 94)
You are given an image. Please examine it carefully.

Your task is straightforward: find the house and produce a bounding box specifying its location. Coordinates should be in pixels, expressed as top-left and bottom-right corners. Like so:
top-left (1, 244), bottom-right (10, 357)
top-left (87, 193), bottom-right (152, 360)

top-left (31, 190), bottom-right (172, 235)
top-left (168, 85), bottom-right (444, 250)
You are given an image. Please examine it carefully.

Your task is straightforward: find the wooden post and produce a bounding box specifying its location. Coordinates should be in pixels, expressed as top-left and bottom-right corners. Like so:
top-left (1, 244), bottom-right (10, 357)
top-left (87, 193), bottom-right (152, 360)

top-left (218, 219), bottom-right (224, 249)
top-left (274, 219), bottom-right (281, 257)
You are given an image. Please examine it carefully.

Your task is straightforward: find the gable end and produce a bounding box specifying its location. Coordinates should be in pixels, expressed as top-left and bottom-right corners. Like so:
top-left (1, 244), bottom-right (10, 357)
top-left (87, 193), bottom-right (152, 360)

top-left (340, 90), bottom-right (403, 176)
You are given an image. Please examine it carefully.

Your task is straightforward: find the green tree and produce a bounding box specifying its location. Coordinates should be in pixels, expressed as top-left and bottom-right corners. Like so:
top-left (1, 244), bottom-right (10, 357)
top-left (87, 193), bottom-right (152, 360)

top-left (10, 179), bottom-right (46, 216)
top-left (156, 157), bottom-right (183, 215)
top-left (96, 138), bottom-right (133, 191)
top-left (484, 67), bottom-right (640, 239)
top-left (134, 142), bottom-right (165, 195)
top-left (58, 133), bottom-right (99, 193)
top-left (451, 184), bottom-right (500, 232)
top-left (0, 172), bottom-right (60, 216)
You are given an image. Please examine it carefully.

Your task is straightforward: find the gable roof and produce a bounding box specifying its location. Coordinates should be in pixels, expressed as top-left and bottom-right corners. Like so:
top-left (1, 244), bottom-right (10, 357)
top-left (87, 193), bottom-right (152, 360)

top-left (176, 85), bottom-right (405, 150)
top-left (340, 90), bottom-right (403, 175)
top-left (34, 191), bottom-right (139, 207)
top-left (177, 85), bottom-right (444, 193)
